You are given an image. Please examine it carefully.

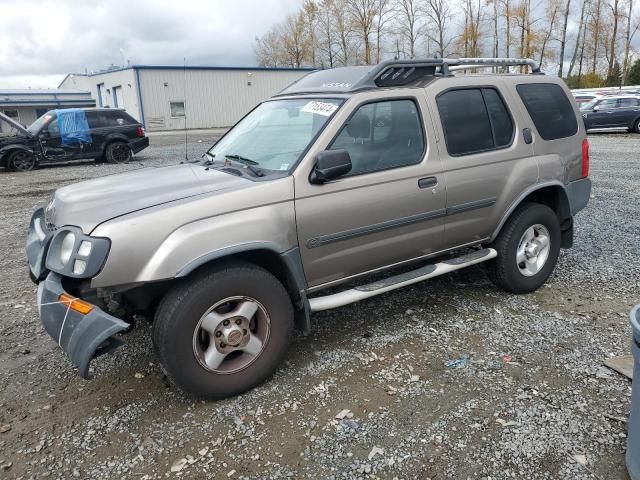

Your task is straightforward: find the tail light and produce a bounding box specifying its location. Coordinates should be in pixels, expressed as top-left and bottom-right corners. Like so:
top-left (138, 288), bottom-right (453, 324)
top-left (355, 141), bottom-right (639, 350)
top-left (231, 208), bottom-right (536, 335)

top-left (136, 126), bottom-right (145, 137)
top-left (581, 138), bottom-right (590, 178)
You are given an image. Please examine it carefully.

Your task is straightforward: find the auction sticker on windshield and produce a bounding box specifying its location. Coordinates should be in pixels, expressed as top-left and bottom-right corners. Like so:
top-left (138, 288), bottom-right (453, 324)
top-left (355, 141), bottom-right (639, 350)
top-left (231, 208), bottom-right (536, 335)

top-left (301, 101), bottom-right (338, 117)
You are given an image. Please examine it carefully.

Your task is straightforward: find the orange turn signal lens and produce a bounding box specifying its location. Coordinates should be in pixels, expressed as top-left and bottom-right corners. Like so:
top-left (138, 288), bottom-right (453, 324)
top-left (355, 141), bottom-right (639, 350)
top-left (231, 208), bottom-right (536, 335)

top-left (58, 294), bottom-right (94, 315)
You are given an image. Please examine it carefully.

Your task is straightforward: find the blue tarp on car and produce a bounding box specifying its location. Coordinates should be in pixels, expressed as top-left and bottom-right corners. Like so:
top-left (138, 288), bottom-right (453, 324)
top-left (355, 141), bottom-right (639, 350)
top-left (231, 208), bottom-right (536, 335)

top-left (55, 109), bottom-right (91, 146)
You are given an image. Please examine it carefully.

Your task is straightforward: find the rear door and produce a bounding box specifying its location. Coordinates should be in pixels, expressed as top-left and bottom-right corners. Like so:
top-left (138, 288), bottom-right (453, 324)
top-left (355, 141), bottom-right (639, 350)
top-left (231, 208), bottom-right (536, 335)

top-left (611, 97), bottom-right (640, 127)
top-left (428, 78), bottom-right (536, 247)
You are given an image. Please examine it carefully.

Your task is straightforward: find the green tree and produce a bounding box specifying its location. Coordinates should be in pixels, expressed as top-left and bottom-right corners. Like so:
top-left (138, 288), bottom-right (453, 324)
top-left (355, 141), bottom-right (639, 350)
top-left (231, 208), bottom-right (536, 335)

top-left (627, 59), bottom-right (640, 86)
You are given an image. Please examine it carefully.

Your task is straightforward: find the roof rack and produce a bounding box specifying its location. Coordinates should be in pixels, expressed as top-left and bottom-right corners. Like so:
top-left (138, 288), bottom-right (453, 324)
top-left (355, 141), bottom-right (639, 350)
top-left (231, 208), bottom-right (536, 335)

top-left (369, 57), bottom-right (541, 87)
top-left (276, 57), bottom-right (542, 96)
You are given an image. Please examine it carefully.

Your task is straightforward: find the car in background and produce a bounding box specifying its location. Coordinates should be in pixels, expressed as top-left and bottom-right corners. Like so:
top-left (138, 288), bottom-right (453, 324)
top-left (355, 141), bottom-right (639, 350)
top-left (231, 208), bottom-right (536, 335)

top-left (0, 108), bottom-right (149, 171)
top-left (580, 95), bottom-right (640, 133)
top-left (573, 93), bottom-right (600, 104)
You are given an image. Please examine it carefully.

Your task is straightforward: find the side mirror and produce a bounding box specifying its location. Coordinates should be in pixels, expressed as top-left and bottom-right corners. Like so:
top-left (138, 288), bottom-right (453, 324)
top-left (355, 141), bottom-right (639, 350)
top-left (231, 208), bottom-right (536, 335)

top-left (593, 105), bottom-right (600, 112)
top-left (311, 149), bottom-right (352, 184)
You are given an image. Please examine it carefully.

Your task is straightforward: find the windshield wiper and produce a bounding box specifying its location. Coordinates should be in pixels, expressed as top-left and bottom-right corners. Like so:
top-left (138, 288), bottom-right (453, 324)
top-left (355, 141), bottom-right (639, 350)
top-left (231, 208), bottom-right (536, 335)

top-left (224, 154), bottom-right (265, 177)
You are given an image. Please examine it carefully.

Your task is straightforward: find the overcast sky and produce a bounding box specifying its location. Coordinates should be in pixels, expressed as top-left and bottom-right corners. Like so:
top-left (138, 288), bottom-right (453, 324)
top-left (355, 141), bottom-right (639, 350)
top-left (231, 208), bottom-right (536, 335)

top-left (0, 0), bottom-right (304, 89)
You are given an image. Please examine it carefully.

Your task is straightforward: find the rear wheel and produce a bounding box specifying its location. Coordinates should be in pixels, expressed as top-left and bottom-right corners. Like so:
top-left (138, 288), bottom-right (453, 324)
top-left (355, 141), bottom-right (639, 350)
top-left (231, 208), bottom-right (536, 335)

top-left (7, 150), bottom-right (37, 171)
top-left (105, 141), bottom-right (132, 163)
top-left (486, 203), bottom-right (561, 294)
top-left (153, 262), bottom-right (294, 399)
top-left (633, 118), bottom-right (640, 134)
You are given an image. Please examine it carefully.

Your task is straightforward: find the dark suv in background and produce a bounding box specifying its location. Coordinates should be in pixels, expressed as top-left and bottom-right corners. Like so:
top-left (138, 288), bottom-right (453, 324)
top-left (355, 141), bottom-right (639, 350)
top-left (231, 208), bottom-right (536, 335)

top-left (580, 95), bottom-right (640, 133)
top-left (0, 108), bottom-right (149, 171)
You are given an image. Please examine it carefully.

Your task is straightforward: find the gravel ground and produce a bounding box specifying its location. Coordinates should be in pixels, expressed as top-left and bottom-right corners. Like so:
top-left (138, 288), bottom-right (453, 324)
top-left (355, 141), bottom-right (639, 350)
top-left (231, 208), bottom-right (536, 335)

top-left (0, 132), bottom-right (638, 480)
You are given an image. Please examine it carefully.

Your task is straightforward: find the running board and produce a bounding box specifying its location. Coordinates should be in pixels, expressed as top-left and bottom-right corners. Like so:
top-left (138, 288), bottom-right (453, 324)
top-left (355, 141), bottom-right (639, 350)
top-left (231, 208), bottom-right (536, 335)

top-left (308, 248), bottom-right (497, 312)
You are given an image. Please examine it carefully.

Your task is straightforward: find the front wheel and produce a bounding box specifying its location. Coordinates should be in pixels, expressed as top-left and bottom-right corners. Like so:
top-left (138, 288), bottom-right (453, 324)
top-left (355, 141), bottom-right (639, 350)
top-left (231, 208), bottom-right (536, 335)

top-left (486, 203), bottom-right (561, 294)
top-left (153, 262), bottom-right (294, 399)
top-left (105, 141), bottom-right (132, 163)
top-left (8, 150), bottom-right (38, 171)
top-left (633, 118), bottom-right (640, 134)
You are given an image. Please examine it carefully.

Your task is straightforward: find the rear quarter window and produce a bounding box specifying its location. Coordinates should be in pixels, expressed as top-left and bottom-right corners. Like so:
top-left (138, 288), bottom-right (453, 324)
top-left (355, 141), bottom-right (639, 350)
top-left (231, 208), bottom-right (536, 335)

top-left (516, 83), bottom-right (578, 140)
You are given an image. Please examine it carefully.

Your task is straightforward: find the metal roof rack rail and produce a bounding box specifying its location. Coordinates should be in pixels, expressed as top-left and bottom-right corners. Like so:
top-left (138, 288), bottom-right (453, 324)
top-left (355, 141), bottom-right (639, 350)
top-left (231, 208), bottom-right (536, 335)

top-left (366, 57), bottom-right (541, 88)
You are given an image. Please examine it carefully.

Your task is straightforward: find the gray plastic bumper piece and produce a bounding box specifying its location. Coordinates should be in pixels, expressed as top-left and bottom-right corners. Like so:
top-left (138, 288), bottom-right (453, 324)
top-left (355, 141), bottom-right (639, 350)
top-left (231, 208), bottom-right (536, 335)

top-left (628, 305), bottom-right (640, 480)
top-left (566, 178), bottom-right (592, 216)
top-left (26, 207), bottom-right (51, 281)
top-left (37, 273), bottom-right (129, 379)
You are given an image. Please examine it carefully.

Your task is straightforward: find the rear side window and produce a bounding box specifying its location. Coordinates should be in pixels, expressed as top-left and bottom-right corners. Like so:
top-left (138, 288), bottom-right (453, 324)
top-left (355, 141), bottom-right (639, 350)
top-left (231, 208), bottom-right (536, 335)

top-left (436, 88), bottom-right (514, 156)
top-left (516, 83), bottom-right (577, 140)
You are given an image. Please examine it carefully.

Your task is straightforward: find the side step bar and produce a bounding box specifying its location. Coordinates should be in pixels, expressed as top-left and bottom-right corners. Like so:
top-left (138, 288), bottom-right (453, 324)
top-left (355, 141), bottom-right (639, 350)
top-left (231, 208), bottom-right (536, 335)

top-left (308, 248), bottom-right (497, 312)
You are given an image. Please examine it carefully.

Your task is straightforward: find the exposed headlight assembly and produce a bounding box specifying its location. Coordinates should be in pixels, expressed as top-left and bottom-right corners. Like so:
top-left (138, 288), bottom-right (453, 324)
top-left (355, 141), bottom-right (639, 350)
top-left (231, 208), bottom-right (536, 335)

top-left (45, 227), bottom-right (110, 278)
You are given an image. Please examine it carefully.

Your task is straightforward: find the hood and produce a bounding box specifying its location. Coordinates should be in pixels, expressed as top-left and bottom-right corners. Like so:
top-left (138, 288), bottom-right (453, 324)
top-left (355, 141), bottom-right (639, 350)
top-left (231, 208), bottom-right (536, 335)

top-left (0, 112), bottom-right (30, 136)
top-left (47, 163), bottom-right (251, 232)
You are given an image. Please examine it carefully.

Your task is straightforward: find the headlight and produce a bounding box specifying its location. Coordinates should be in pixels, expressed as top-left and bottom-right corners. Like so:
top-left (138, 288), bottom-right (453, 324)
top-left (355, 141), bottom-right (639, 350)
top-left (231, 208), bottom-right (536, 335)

top-left (45, 227), bottom-right (110, 278)
top-left (59, 232), bottom-right (76, 265)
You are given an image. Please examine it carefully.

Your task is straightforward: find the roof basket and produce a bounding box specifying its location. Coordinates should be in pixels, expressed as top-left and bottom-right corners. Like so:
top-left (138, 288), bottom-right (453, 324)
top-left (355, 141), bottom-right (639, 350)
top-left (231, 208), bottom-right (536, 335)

top-left (370, 57), bottom-right (541, 87)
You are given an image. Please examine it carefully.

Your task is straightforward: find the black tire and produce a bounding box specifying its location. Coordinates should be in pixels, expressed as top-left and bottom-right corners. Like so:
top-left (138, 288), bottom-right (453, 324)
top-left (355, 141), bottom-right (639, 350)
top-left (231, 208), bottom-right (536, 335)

top-left (105, 141), bottom-right (132, 163)
top-left (486, 203), bottom-right (561, 294)
top-left (153, 262), bottom-right (294, 399)
top-left (7, 150), bottom-right (38, 171)
top-left (633, 118), bottom-right (640, 134)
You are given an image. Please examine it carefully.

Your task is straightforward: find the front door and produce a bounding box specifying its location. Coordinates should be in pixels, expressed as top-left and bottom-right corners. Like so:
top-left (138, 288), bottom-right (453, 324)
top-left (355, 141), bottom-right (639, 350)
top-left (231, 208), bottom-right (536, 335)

top-left (589, 98), bottom-right (619, 127)
top-left (430, 80), bottom-right (536, 246)
top-left (294, 92), bottom-right (447, 289)
top-left (39, 116), bottom-right (85, 161)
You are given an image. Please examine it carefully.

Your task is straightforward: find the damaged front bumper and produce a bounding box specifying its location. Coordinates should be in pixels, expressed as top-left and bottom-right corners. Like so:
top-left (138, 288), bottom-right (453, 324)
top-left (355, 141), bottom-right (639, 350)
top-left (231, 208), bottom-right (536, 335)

top-left (38, 272), bottom-right (129, 378)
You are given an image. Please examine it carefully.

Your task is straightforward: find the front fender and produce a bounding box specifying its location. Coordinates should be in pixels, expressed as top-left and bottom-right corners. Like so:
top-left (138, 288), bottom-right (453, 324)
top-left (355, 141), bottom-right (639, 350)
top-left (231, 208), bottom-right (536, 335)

top-left (0, 144), bottom-right (36, 166)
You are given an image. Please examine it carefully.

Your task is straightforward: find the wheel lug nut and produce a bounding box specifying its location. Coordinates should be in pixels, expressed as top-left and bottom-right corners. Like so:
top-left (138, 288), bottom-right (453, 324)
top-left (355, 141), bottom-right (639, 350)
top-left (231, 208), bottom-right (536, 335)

top-left (220, 343), bottom-right (226, 348)
top-left (215, 331), bottom-right (222, 337)
top-left (223, 319), bottom-right (230, 326)
top-left (235, 318), bottom-right (242, 325)
top-left (243, 329), bottom-right (248, 335)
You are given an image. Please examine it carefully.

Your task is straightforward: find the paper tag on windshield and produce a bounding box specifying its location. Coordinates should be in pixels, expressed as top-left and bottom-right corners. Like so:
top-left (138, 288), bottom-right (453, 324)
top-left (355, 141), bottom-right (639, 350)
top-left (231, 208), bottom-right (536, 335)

top-left (301, 101), bottom-right (338, 117)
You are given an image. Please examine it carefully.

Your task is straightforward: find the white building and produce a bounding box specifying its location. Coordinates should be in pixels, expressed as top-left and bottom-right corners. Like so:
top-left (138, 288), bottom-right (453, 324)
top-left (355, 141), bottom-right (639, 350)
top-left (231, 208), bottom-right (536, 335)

top-left (0, 89), bottom-right (95, 133)
top-left (59, 65), bottom-right (313, 131)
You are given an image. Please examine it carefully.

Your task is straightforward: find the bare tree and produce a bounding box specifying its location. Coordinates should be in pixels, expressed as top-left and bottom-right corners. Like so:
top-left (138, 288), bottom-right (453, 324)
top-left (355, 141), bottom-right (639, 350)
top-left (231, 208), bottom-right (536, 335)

top-left (374, 0), bottom-right (394, 62)
top-left (395, 0), bottom-right (423, 59)
top-left (316, 0), bottom-right (337, 67)
top-left (568, 0), bottom-right (589, 77)
top-left (332, 0), bottom-right (356, 65)
top-left (501, 0), bottom-right (512, 57)
top-left (347, 0), bottom-right (378, 64)
top-left (302, 0), bottom-right (320, 67)
top-left (606, 0), bottom-right (621, 79)
top-left (557, 0), bottom-right (572, 77)
top-left (425, 0), bottom-right (454, 58)
top-left (590, 0), bottom-right (603, 73)
top-left (540, 0), bottom-right (562, 67)
top-left (622, 0), bottom-right (639, 83)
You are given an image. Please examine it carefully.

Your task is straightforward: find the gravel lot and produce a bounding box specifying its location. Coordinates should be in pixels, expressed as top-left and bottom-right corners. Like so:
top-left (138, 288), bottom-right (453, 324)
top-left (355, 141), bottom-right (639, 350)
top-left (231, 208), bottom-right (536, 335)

top-left (0, 132), bottom-right (638, 480)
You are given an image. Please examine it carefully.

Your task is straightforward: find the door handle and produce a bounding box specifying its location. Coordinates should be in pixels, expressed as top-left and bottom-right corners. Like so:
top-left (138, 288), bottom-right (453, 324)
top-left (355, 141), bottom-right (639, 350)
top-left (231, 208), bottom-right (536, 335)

top-left (418, 176), bottom-right (438, 189)
top-left (523, 128), bottom-right (533, 144)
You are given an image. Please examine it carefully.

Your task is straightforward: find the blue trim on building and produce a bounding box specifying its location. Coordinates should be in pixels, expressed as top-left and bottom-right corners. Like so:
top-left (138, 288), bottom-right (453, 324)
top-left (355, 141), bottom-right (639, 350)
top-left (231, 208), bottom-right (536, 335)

top-left (63, 64), bottom-right (315, 78)
top-left (134, 67), bottom-right (146, 127)
top-left (0, 100), bottom-right (96, 105)
top-left (0, 91), bottom-right (90, 96)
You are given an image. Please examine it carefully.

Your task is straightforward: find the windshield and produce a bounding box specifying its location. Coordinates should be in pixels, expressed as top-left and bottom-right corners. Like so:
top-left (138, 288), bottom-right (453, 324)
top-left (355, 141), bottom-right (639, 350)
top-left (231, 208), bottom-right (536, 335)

top-left (207, 98), bottom-right (343, 171)
top-left (27, 113), bottom-right (54, 135)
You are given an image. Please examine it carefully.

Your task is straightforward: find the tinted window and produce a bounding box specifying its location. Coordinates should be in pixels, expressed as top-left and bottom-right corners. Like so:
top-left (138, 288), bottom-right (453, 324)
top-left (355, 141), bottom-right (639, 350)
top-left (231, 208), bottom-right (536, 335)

top-left (618, 98), bottom-right (638, 108)
top-left (598, 98), bottom-right (618, 109)
top-left (329, 99), bottom-right (424, 175)
top-left (483, 88), bottom-right (514, 147)
top-left (436, 88), bottom-right (513, 156)
top-left (516, 83), bottom-right (578, 140)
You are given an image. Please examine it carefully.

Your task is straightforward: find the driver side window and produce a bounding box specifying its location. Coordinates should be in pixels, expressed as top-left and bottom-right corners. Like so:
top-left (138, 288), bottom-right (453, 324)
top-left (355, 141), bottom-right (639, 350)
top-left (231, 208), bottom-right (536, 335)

top-left (329, 99), bottom-right (425, 176)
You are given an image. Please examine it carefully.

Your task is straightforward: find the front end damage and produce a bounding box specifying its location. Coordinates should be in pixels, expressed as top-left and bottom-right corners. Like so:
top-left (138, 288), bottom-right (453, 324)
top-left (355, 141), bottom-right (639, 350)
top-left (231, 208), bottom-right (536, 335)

top-left (37, 273), bottom-right (129, 378)
top-left (27, 207), bottom-right (129, 378)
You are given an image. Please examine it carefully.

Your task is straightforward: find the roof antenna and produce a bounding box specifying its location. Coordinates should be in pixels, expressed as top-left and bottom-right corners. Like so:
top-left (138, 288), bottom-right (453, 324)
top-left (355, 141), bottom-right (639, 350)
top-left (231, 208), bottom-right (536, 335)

top-left (184, 57), bottom-right (188, 161)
